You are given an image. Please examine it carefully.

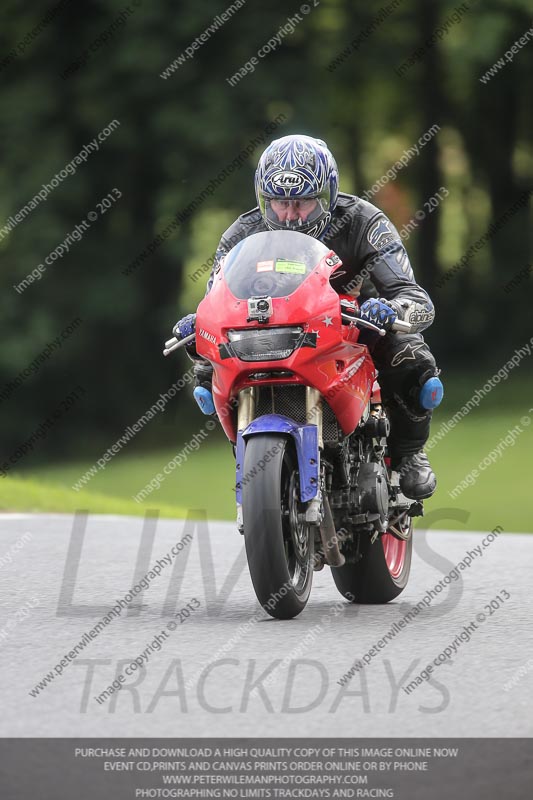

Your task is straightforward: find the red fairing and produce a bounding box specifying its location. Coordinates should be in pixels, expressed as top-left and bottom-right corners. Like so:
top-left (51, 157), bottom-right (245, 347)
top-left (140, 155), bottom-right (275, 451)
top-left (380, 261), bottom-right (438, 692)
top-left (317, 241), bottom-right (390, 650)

top-left (195, 243), bottom-right (376, 443)
top-left (371, 379), bottom-right (382, 404)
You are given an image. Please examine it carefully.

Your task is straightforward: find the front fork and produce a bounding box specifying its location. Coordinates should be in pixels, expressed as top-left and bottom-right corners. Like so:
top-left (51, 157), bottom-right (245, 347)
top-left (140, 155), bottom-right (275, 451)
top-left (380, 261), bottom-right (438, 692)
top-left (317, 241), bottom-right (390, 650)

top-left (235, 386), bottom-right (324, 531)
top-left (305, 387), bottom-right (323, 449)
top-left (237, 386), bottom-right (256, 431)
top-left (237, 386), bottom-right (324, 441)
top-left (304, 387), bottom-right (323, 524)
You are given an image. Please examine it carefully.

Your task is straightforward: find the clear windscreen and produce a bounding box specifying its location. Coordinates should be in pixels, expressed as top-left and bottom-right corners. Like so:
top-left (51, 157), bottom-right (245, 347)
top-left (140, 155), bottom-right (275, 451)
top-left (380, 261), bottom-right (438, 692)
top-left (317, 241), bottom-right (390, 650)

top-left (222, 230), bottom-right (330, 300)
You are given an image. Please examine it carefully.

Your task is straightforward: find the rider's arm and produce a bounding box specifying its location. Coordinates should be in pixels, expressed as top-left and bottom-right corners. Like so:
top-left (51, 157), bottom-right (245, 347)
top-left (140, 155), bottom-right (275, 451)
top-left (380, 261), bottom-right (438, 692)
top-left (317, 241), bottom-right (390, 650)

top-left (205, 239), bottom-right (231, 295)
top-left (357, 213), bottom-right (435, 334)
top-left (205, 208), bottom-right (264, 295)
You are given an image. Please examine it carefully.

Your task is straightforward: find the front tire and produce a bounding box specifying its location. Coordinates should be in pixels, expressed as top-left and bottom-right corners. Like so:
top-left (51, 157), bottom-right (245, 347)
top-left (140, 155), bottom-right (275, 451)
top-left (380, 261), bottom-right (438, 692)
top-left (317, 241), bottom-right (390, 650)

top-left (242, 434), bottom-right (314, 619)
top-left (331, 517), bottom-right (412, 603)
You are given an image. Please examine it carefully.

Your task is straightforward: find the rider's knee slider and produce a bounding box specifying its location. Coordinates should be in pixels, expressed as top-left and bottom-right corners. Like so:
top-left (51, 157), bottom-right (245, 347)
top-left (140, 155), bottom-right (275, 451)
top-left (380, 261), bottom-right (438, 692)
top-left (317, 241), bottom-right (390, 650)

top-left (419, 375), bottom-right (444, 410)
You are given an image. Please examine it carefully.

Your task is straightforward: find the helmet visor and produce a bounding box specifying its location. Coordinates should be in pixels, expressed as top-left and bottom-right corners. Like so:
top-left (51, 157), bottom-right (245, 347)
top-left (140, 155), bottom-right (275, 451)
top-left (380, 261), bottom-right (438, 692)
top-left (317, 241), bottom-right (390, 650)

top-left (259, 187), bottom-right (331, 232)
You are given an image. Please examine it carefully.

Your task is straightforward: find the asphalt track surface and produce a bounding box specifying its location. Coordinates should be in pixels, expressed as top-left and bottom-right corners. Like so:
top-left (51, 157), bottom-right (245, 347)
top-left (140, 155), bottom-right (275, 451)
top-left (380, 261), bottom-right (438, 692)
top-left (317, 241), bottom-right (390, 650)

top-left (0, 513), bottom-right (532, 737)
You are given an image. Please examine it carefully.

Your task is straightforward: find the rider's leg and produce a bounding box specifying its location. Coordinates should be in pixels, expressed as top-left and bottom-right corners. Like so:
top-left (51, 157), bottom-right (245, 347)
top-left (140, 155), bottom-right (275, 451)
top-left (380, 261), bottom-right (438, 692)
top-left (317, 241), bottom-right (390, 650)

top-left (192, 359), bottom-right (215, 414)
top-left (371, 332), bottom-right (441, 500)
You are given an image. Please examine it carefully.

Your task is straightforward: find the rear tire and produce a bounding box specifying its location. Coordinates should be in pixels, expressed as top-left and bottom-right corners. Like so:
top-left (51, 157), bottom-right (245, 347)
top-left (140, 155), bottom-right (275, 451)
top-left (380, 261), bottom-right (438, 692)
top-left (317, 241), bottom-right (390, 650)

top-left (242, 434), bottom-right (313, 619)
top-left (331, 518), bottom-right (412, 603)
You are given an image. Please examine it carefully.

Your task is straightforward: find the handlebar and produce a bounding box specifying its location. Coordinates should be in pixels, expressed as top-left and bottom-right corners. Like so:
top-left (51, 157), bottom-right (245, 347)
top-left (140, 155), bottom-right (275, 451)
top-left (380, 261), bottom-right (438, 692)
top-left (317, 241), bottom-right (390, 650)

top-left (164, 307), bottom-right (412, 356)
top-left (341, 303), bottom-right (412, 335)
top-left (341, 312), bottom-right (386, 336)
top-left (391, 318), bottom-right (412, 333)
top-left (163, 333), bottom-right (196, 357)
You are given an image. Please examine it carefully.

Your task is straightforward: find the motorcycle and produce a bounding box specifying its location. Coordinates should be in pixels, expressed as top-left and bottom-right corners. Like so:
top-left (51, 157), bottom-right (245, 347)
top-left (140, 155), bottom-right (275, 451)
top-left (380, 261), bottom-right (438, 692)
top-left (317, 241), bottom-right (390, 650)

top-left (165, 229), bottom-right (425, 620)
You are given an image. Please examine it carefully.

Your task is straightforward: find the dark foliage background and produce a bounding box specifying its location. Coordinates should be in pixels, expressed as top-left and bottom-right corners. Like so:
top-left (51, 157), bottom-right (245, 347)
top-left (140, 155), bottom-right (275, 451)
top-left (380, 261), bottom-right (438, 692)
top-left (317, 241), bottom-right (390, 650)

top-left (1, 0), bottom-right (531, 461)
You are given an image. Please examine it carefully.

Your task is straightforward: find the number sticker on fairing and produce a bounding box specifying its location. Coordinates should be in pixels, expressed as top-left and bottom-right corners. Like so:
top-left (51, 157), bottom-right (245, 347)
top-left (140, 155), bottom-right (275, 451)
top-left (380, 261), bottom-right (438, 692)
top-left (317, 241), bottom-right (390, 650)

top-left (275, 259), bottom-right (306, 274)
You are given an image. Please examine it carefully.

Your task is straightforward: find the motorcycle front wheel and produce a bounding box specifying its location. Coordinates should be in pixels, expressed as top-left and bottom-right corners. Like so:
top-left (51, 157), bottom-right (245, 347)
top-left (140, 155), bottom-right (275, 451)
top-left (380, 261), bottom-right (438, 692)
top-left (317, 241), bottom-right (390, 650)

top-left (242, 434), bottom-right (314, 619)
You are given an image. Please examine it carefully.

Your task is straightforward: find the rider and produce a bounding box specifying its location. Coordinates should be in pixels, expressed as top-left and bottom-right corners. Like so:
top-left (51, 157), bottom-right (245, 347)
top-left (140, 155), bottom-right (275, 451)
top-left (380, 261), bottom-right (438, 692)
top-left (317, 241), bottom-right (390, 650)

top-left (174, 135), bottom-right (441, 500)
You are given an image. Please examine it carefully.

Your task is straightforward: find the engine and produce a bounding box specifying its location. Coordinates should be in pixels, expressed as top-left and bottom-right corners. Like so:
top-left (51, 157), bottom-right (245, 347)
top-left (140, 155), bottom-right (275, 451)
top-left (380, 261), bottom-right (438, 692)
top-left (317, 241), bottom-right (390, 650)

top-left (349, 404), bottom-right (391, 530)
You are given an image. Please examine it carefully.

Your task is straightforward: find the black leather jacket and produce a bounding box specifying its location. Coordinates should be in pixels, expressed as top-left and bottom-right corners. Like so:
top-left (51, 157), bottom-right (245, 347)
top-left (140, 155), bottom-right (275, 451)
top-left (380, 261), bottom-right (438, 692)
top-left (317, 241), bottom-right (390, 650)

top-left (205, 193), bottom-right (434, 333)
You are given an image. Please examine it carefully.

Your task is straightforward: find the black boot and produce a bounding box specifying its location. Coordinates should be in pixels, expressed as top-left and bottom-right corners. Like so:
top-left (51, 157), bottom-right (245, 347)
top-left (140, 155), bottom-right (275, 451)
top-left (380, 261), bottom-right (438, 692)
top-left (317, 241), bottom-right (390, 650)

top-left (397, 451), bottom-right (436, 500)
top-left (192, 358), bottom-right (213, 390)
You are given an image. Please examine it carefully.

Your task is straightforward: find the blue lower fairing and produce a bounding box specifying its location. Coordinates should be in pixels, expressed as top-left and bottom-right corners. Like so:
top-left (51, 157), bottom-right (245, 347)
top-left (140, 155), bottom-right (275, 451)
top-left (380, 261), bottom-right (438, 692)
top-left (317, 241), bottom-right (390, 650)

top-left (235, 414), bottom-right (319, 504)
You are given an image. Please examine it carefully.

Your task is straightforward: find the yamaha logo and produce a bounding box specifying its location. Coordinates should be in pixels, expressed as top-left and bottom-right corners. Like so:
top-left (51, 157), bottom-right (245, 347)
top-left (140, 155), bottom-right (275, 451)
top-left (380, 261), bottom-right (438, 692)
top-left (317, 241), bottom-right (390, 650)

top-left (199, 328), bottom-right (217, 344)
top-left (271, 171), bottom-right (304, 188)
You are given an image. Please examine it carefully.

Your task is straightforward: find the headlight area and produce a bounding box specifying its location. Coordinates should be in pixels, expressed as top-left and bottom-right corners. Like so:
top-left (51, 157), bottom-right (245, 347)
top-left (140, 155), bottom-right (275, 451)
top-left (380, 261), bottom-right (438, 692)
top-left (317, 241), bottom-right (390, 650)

top-left (219, 326), bottom-right (317, 362)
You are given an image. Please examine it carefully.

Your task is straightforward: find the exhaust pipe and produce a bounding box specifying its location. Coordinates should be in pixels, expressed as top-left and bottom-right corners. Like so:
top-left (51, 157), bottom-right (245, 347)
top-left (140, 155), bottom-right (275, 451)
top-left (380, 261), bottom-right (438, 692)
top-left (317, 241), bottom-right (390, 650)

top-left (318, 494), bottom-right (345, 567)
